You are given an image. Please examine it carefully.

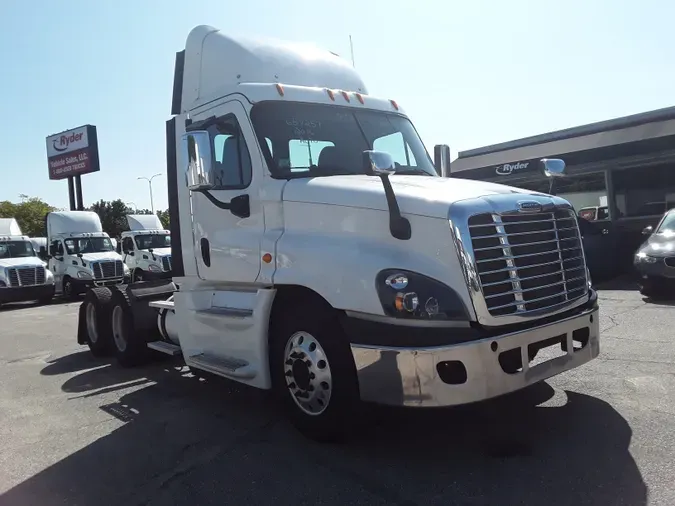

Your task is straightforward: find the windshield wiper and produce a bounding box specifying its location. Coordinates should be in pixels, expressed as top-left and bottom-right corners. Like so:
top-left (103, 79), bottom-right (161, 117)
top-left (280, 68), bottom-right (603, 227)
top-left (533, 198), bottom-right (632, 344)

top-left (391, 169), bottom-right (433, 176)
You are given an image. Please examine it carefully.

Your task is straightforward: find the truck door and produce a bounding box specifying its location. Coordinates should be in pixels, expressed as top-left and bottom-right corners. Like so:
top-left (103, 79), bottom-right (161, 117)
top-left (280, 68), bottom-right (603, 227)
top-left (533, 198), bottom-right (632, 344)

top-left (189, 100), bottom-right (264, 283)
top-left (48, 240), bottom-right (65, 291)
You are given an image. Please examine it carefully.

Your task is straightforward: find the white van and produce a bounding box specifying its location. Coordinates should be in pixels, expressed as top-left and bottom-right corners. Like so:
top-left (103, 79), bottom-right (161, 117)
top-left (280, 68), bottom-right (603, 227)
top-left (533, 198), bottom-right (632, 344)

top-left (46, 211), bottom-right (129, 299)
top-left (0, 219), bottom-right (55, 306)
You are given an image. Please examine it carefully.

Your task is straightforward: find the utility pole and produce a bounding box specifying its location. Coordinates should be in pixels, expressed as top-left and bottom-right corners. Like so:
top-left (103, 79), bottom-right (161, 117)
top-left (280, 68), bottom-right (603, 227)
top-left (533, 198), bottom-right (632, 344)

top-left (137, 173), bottom-right (162, 213)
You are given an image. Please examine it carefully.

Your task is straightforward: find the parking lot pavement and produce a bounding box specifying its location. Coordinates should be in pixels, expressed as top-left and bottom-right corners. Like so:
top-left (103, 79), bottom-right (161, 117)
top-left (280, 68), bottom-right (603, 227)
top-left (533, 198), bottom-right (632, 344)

top-left (0, 285), bottom-right (673, 506)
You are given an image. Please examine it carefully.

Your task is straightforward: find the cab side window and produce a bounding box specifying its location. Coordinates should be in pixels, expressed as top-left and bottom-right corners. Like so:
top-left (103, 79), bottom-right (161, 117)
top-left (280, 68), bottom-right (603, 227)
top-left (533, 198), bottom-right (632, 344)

top-left (211, 114), bottom-right (253, 189)
top-left (51, 240), bottom-right (64, 257)
top-left (122, 237), bottom-right (135, 253)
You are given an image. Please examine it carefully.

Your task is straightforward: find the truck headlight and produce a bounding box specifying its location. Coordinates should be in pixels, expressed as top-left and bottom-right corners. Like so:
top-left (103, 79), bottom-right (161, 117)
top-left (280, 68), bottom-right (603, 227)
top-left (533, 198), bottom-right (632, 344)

top-left (45, 269), bottom-right (54, 281)
top-left (77, 270), bottom-right (93, 279)
top-left (148, 264), bottom-right (162, 273)
top-left (376, 269), bottom-right (469, 320)
top-left (123, 263), bottom-right (130, 274)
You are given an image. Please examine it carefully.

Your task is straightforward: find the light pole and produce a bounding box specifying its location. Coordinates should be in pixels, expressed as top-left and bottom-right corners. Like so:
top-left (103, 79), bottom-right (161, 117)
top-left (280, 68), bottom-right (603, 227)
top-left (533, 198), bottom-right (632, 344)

top-left (137, 173), bottom-right (162, 213)
top-left (126, 201), bottom-right (138, 213)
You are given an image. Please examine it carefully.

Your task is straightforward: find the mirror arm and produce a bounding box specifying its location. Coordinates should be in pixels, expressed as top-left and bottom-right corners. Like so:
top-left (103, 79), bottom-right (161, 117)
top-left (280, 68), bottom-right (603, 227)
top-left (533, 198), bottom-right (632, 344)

top-left (186, 115), bottom-right (217, 132)
top-left (199, 190), bottom-right (251, 219)
top-left (378, 174), bottom-right (411, 241)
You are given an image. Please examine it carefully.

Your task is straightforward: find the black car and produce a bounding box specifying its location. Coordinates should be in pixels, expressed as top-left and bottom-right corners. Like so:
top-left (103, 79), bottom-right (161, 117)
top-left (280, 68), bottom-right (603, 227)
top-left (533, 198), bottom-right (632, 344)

top-left (633, 208), bottom-right (675, 296)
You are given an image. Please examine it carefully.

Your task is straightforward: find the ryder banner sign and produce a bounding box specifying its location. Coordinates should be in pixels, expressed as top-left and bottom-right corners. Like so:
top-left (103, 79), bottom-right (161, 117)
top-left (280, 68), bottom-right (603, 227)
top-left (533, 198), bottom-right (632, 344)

top-left (46, 125), bottom-right (100, 180)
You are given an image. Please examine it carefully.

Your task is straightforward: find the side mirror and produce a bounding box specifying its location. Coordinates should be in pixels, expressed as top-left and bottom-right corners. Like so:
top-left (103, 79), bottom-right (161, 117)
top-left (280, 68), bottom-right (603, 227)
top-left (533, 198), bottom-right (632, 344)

top-left (38, 246), bottom-right (48, 259)
top-left (433, 144), bottom-right (451, 177)
top-left (49, 244), bottom-right (57, 257)
top-left (539, 158), bottom-right (566, 178)
top-left (642, 225), bottom-right (654, 236)
top-left (183, 131), bottom-right (215, 191)
top-left (363, 150), bottom-right (396, 176)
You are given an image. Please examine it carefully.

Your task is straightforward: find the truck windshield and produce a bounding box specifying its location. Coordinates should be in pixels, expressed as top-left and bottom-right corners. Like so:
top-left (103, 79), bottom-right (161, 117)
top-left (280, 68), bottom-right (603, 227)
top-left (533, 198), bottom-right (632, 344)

top-left (0, 241), bottom-right (36, 259)
top-left (250, 101), bottom-right (437, 178)
top-left (135, 234), bottom-right (171, 250)
top-left (65, 237), bottom-right (114, 254)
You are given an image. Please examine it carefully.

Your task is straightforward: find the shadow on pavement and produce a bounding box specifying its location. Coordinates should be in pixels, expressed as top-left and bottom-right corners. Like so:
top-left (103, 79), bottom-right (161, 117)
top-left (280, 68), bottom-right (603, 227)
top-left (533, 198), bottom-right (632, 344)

top-left (0, 350), bottom-right (647, 506)
top-left (0, 297), bottom-right (74, 313)
top-left (596, 274), bottom-right (639, 291)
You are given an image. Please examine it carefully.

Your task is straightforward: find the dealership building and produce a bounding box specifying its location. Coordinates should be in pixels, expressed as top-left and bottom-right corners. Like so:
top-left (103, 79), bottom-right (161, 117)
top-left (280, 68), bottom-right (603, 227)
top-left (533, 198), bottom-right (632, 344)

top-left (450, 105), bottom-right (675, 272)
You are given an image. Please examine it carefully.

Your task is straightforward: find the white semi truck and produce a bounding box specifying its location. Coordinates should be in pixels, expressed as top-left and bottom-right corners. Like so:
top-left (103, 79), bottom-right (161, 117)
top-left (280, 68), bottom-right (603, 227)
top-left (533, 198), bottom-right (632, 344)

top-left (118, 214), bottom-right (172, 282)
top-left (78, 25), bottom-right (600, 442)
top-left (0, 219), bottom-right (55, 306)
top-left (46, 211), bottom-right (129, 299)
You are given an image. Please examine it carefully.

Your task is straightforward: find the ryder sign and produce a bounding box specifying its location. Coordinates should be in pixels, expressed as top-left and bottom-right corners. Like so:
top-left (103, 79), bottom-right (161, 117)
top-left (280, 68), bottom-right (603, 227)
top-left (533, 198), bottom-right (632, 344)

top-left (46, 125), bottom-right (100, 180)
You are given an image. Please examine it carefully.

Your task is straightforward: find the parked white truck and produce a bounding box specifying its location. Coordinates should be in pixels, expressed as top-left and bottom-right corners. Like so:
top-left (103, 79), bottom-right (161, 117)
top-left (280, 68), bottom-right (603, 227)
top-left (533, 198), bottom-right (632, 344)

top-left (78, 26), bottom-right (600, 442)
top-left (0, 219), bottom-right (55, 306)
top-left (118, 214), bottom-right (172, 281)
top-left (46, 211), bottom-right (129, 299)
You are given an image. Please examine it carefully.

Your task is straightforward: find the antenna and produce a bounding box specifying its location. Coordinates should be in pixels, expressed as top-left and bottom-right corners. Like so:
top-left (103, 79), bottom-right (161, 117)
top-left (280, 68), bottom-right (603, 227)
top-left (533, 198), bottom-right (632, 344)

top-left (349, 35), bottom-right (355, 68)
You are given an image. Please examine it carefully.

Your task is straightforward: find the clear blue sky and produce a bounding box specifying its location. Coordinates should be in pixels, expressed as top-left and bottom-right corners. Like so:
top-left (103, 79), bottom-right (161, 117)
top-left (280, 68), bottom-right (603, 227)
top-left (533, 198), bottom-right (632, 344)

top-left (2, 0), bottom-right (674, 211)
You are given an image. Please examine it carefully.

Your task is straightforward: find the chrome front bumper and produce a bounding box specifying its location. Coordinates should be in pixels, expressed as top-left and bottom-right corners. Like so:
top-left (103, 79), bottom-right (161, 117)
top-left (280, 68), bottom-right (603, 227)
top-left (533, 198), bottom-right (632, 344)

top-left (350, 306), bottom-right (600, 407)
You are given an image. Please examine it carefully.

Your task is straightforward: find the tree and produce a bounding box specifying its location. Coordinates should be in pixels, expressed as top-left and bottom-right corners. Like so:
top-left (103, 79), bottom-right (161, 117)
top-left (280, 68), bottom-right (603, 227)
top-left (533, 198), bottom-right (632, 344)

top-left (156, 209), bottom-right (170, 229)
top-left (89, 199), bottom-right (134, 239)
top-left (88, 199), bottom-right (170, 237)
top-left (0, 197), bottom-right (56, 237)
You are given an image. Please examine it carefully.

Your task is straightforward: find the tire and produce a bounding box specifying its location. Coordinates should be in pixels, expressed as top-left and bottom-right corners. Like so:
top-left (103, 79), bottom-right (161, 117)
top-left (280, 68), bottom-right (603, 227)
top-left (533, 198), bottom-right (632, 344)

top-left (269, 301), bottom-right (362, 443)
top-left (83, 287), bottom-right (115, 357)
top-left (110, 288), bottom-right (148, 367)
top-left (638, 276), bottom-right (661, 297)
top-left (63, 277), bottom-right (77, 301)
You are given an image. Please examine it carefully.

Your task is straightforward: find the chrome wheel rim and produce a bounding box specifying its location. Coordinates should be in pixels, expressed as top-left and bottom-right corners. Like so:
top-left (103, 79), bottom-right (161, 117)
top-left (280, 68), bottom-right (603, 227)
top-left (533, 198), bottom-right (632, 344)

top-left (283, 331), bottom-right (332, 416)
top-left (85, 303), bottom-right (99, 344)
top-left (112, 305), bottom-right (127, 352)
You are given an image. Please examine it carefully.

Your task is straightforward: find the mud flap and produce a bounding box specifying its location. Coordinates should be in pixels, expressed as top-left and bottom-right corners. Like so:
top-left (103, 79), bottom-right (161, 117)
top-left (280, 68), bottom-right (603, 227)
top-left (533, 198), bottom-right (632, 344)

top-left (77, 301), bottom-right (88, 345)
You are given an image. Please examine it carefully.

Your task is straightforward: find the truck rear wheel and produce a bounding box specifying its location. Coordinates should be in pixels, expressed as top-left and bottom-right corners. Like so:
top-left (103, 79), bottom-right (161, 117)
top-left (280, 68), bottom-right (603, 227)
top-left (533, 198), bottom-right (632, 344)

top-left (83, 287), bottom-right (114, 357)
top-left (270, 302), bottom-right (362, 443)
top-left (110, 289), bottom-right (148, 367)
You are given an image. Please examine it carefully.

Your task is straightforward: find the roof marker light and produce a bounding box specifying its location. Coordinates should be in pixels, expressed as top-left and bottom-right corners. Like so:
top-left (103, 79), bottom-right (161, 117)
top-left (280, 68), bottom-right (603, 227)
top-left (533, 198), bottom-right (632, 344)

top-left (390, 99), bottom-right (399, 110)
top-left (341, 91), bottom-right (350, 102)
top-left (326, 88), bottom-right (335, 101)
top-left (275, 83), bottom-right (285, 96)
top-left (355, 92), bottom-right (365, 104)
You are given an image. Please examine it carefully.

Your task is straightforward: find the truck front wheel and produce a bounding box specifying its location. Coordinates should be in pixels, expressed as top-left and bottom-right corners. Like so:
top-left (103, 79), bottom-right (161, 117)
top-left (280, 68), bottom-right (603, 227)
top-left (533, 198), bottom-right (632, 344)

top-left (270, 303), bottom-right (362, 443)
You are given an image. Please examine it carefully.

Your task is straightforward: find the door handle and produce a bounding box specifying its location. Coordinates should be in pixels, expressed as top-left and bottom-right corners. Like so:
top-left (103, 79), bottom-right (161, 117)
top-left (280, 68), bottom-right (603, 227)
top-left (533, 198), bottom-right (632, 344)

top-left (200, 238), bottom-right (211, 267)
top-left (200, 192), bottom-right (250, 218)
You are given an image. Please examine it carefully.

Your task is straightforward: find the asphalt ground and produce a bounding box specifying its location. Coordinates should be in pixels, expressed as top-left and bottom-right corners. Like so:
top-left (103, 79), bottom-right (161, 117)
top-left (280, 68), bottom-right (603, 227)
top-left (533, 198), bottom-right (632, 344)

top-left (0, 278), bottom-right (673, 506)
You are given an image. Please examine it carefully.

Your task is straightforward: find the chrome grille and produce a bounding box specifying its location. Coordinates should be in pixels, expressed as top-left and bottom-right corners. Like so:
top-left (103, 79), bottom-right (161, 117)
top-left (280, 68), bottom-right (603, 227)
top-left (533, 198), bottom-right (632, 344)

top-left (468, 208), bottom-right (587, 317)
top-left (7, 267), bottom-right (46, 287)
top-left (93, 260), bottom-right (124, 279)
top-left (161, 256), bottom-right (172, 272)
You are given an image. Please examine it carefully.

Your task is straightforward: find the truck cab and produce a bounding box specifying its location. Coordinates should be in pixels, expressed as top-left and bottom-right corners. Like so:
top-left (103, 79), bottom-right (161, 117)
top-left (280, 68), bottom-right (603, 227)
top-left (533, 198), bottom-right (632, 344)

top-left (0, 219), bottom-right (55, 306)
top-left (78, 26), bottom-right (600, 442)
top-left (119, 214), bottom-right (172, 282)
top-left (47, 211), bottom-right (129, 299)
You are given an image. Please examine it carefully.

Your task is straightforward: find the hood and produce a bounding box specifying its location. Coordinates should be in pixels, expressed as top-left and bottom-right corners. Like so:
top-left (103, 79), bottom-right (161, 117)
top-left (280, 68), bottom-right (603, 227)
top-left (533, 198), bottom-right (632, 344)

top-left (140, 247), bottom-right (171, 257)
top-left (282, 175), bottom-right (538, 218)
top-left (639, 230), bottom-right (675, 257)
top-left (0, 257), bottom-right (45, 269)
top-left (79, 252), bottom-right (123, 263)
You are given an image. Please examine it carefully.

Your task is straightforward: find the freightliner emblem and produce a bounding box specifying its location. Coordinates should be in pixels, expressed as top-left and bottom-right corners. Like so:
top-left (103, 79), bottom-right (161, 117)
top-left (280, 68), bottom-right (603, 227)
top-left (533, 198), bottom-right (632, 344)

top-left (516, 200), bottom-right (543, 213)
